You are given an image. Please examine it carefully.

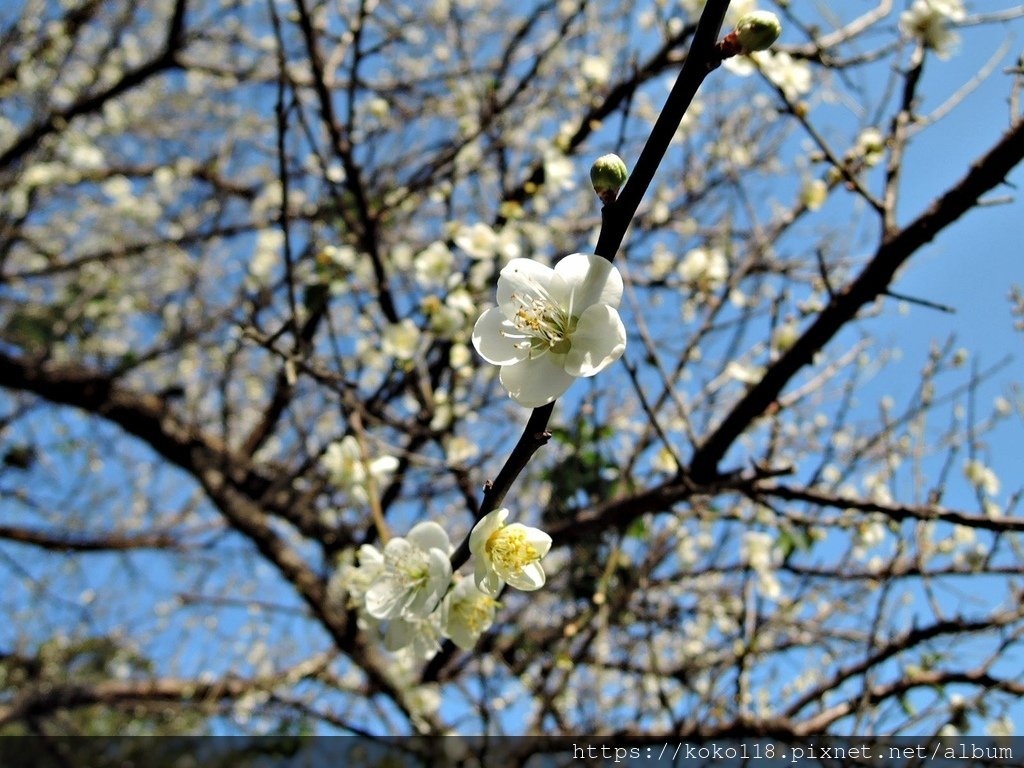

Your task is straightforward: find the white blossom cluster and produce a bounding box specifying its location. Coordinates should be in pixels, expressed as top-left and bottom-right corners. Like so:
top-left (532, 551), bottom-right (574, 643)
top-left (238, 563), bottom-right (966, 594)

top-left (328, 508), bottom-right (551, 659)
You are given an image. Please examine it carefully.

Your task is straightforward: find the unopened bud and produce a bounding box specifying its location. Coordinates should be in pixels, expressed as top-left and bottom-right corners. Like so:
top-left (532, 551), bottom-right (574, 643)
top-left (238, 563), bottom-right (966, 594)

top-left (736, 11), bottom-right (782, 53)
top-left (590, 153), bottom-right (628, 204)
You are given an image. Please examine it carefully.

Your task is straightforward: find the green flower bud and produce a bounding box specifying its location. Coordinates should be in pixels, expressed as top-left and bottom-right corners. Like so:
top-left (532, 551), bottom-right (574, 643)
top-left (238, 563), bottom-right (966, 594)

top-left (736, 11), bottom-right (782, 53)
top-left (590, 153), bottom-right (628, 203)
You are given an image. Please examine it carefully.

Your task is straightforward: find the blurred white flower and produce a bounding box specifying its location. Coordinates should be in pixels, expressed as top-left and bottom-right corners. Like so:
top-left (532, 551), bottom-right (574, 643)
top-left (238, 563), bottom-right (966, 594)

top-left (382, 319), bottom-right (421, 360)
top-left (327, 544), bottom-right (384, 611)
top-left (441, 576), bottom-right (499, 649)
top-left (729, 50), bottom-right (812, 101)
top-left (365, 521), bottom-right (453, 620)
top-left (742, 531), bottom-right (781, 600)
top-left (964, 459), bottom-right (1000, 496)
top-left (469, 508), bottom-right (552, 596)
top-left (580, 54), bottom-right (612, 85)
top-left (678, 246), bottom-right (728, 291)
top-left (455, 222), bottom-right (521, 261)
top-left (757, 51), bottom-right (812, 100)
top-left (799, 178), bottom-right (828, 211)
top-left (772, 319), bottom-right (800, 353)
top-left (900, 0), bottom-right (966, 58)
top-left (854, 127), bottom-right (887, 167)
top-left (322, 435), bottom-right (399, 504)
top-left (414, 241), bottom-right (454, 287)
top-left (443, 434), bottom-right (478, 465)
top-left (455, 222), bottom-right (499, 259)
top-left (384, 612), bottom-right (443, 660)
top-left (472, 253), bottom-right (627, 407)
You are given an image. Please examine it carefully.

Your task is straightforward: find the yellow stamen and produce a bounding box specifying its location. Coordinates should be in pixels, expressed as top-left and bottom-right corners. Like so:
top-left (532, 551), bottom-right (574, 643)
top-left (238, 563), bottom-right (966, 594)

top-left (486, 527), bottom-right (540, 573)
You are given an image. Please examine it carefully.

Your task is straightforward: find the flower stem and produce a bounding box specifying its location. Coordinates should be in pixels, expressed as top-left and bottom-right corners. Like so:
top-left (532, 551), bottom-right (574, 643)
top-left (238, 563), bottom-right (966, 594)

top-left (450, 0), bottom-right (734, 575)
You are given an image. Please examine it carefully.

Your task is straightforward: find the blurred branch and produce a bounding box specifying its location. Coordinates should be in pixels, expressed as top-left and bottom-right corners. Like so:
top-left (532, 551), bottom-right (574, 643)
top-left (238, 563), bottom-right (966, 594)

top-left (0, 0), bottom-right (189, 171)
top-left (753, 482), bottom-right (1024, 532)
top-left (689, 118), bottom-right (1024, 481)
top-left (0, 525), bottom-right (188, 552)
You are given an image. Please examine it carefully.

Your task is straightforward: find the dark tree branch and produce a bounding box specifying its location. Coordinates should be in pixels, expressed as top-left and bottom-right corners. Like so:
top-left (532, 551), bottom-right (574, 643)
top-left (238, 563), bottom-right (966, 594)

top-left (0, 351), bottom-right (413, 716)
top-left (449, 0), bottom-right (734, 571)
top-left (754, 482), bottom-right (1024, 532)
top-left (0, 524), bottom-right (190, 552)
top-left (0, 0), bottom-right (188, 172)
top-left (689, 118), bottom-right (1024, 481)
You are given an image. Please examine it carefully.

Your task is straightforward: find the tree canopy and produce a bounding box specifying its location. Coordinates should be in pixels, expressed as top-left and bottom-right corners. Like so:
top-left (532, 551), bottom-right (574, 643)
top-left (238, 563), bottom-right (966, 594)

top-left (1, 0), bottom-right (1023, 744)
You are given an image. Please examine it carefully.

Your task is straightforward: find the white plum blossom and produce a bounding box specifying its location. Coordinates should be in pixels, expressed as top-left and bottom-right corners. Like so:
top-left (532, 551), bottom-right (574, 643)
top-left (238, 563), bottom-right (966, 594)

top-left (443, 434), bottom-right (478, 465)
top-left (964, 459), bottom-right (1000, 496)
top-left (469, 508), bottom-right (552, 596)
top-left (580, 54), bottom-right (612, 85)
top-left (726, 50), bottom-right (811, 101)
top-left (326, 544), bottom-right (384, 612)
top-left (322, 435), bottom-right (399, 504)
top-left (365, 521), bottom-right (453, 621)
top-left (455, 222), bottom-right (500, 259)
top-left (454, 221), bottom-right (521, 261)
top-left (742, 531), bottom-right (781, 600)
top-left (413, 241), bottom-right (455, 287)
top-left (758, 51), bottom-right (812, 100)
top-left (382, 319), bottom-right (421, 360)
top-left (800, 178), bottom-right (828, 211)
top-left (472, 253), bottom-right (627, 407)
top-left (900, 0), bottom-right (966, 59)
top-left (384, 612), bottom-right (444, 660)
top-left (542, 149), bottom-right (577, 191)
top-left (441, 576), bottom-right (499, 649)
top-left (852, 127), bottom-right (887, 168)
top-left (678, 246), bottom-right (728, 291)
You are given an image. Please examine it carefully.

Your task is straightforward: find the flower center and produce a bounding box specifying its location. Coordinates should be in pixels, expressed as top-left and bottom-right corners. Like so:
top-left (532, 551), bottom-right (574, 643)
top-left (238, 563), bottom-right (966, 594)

top-left (485, 527), bottom-right (539, 574)
top-left (453, 595), bottom-right (496, 632)
top-left (386, 549), bottom-right (429, 588)
top-left (502, 279), bottom-right (577, 357)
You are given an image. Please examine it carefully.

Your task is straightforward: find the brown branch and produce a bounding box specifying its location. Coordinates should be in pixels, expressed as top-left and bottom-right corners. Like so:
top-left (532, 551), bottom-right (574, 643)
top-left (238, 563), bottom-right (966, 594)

top-left (783, 610), bottom-right (1024, 722)
top-left (754, 482), bottom-right (1024, 532)
top-left (594, 2), bottom-right (731, 259)
top-left (0, 0), bottom-right (188, 171)
top-left (688, 118), bottom-right (1024, 482)
top-left (795, 668), bottom-right (1024, 735)
top-left (0, 351), bottom-right (411, 716)
top-left (291, 0), bottom-right (395, 323)
top-left (0, 525), bottom-right (190, 552)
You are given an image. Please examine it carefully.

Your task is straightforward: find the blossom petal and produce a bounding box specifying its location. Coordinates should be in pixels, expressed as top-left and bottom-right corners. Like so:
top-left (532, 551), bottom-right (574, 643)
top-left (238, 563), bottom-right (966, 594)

top-left (356, 544), bottom-right (383, 569)
top-left (407, 521), bottom-right (451, 554)
top-left (472, 307), bottom-right (529, 366)
top-left (493, 259), bottom-right (569, 313)
top-left (369, 455), bottom-right (399, 477)
top-left (383, 618), bottom-right (416, 651)
top-left (505, 560), bottom-right (546, 591)
top-left (469, 508), bottom-right (508, 557)
top-left (475, 559), bottom-right (503, 597)
top-left (499, 355), bottom-right (575, 407)
top-left (517, 525), bottom-right (552, 558)
top-left (564, 304), bottom-right (627, 377)
top-left (554, 253), bottom-right (623, 312)
top-left (405, 548), bottom-right (452, 617)
top-left (442, 579), bottom-right (495, 650)
top-left (365, 573), bottom-right (411, 620)
top-left (446, 622), bottom-right (479, 651)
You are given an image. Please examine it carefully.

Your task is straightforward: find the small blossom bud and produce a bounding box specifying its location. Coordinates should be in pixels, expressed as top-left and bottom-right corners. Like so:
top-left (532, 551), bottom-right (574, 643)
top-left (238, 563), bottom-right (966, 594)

top-left (590, 153), bottom-right (628, 204)
top-left (736, 11), bottom-right (782, 53)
